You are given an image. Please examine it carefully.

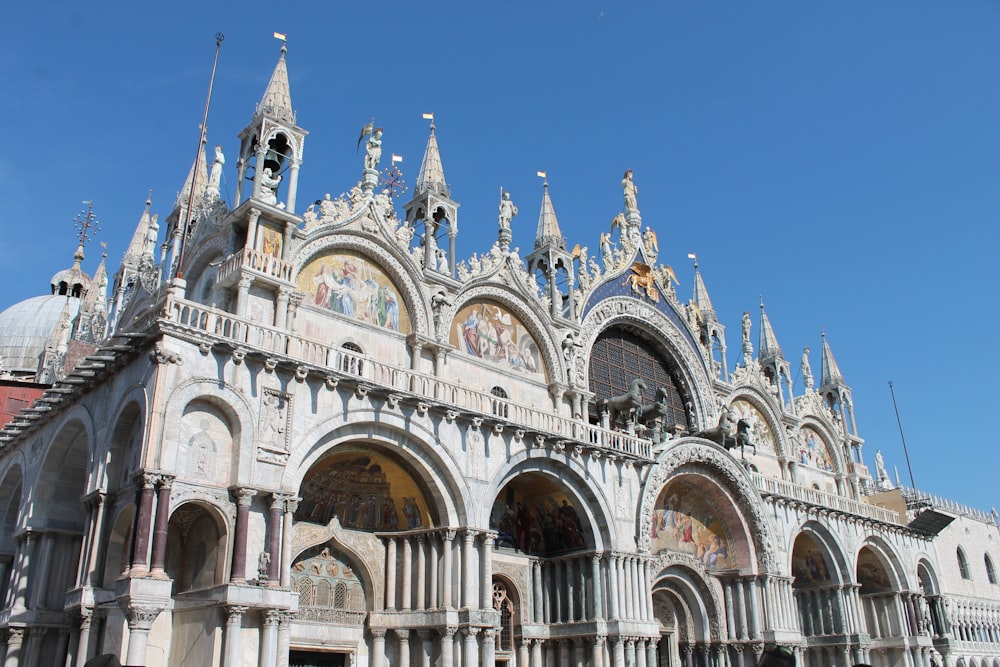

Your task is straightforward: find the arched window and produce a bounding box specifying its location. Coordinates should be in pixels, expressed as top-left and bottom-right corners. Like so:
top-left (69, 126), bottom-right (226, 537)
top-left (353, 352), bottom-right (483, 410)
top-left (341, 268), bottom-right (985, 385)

top-left (493, 581), bottom-right (515, 653)
top-left (957, 548), bottom-right (971, 579)
top-left (490, 386), bottom-right (509, 418)
top-left (340, 342), bottom-right (364, 375)
top-left (986, 554), bottom-right (997, 585)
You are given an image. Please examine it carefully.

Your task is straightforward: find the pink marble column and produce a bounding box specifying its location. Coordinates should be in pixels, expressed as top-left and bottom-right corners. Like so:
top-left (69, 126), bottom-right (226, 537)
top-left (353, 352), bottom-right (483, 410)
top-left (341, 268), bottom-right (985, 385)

top-left (129, 473), bottom-right (159, 575)
top-left (230, 489), bottom-right (257, 584)
top-left (148, 475), bottom-right (174, 577)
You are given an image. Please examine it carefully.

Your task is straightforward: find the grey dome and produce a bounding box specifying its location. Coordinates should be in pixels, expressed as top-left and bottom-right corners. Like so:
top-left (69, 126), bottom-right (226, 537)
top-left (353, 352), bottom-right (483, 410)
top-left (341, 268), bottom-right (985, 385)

top-left (0, 295), bottom-right (81, 376)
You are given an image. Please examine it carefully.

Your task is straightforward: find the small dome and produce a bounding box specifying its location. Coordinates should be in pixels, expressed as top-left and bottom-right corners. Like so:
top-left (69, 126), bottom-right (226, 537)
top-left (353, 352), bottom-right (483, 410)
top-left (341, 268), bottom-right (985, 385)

top-left (0, 295), bottom-right (82, 376)
top-left (50, 264), bottom-right (91, 298)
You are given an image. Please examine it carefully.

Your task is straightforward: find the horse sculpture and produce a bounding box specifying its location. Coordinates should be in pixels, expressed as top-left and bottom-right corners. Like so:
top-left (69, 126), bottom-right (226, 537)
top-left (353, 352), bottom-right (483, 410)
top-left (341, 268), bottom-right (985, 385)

top-left (604, 378), bottom-right (646, 426)
top-left (695, 411), bottom-right (756, 457)
top-left (636, 386), bottom-right (672, 426)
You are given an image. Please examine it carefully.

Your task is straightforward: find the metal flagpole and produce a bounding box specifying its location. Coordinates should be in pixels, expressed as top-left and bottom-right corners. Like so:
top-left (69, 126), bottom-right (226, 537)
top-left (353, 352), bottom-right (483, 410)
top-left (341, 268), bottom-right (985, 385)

top-left (174, 32), bottom-right (224, 281)
top-left (888, 380), bottom-right (916, 488)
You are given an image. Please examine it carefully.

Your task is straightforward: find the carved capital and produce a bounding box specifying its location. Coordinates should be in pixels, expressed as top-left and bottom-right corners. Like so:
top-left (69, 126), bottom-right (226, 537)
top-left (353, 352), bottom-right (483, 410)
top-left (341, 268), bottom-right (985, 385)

top-left (235, 488), bottom-right (258, 507)
top-left (127, 605), bottom-right (162, 630)
top-left (262, 609), bottom-right (282, 627)
top-left (264, 357), bottom-right (278, 373)
top-left (226, 605), bottom-right (248, 624)
top-left (442, 626), bottom-right (457, 639)
top-left (6, 627), bottom-right (25, 644)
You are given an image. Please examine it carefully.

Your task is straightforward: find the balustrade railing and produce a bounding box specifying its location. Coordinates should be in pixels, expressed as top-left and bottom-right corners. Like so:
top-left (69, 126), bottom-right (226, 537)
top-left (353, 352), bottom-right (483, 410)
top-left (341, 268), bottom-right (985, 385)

top-left (752, 473), bottom-right (901, 524)
top-left (165, 297), bottom-right (652, 460)
top-left (216, 248), bottom-right (294, 284)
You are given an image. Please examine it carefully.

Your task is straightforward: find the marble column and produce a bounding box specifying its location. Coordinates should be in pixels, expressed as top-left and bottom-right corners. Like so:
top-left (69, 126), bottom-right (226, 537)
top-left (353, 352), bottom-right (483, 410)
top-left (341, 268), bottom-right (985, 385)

top-left (442, 531), bottom-right (455, 608)
top-left (402, 538), bottom-right (413, 610)
top-left (230, 488), bottom-right (256, 583)
top-left (29, 533), bottom-right (55, 609)
top-left (592, 554), bottom-right (605, 620)
top-left (566, 558), bottom-right (576, 621)
top-left (593, 636), bottom-right (606, 667)
top-left (267, 495), bottom-right (284, 584)
top-left (129, 473), bottom-right (158, 575)
top-left (371, 628), bottom-right (386, 667)
top-left (149, 475), bottom-right (174, 577)
top-left (428, 538), bottom-right (439, 609)
top-left (223, 606), bottom-right (247, 667)
top-left (636, 639), bottom-right (648, 667)
top-left (482, 532), bottom-right (496, 610)
top-left (464, 628), bottom-right (479, 667)
top-left (648, 640), bottom-right (659, 667)
top-left (74, 610), bottom-right (94, 667)
top-left (397, 629), bottom-right (411, 667)
top-left (608, 554), bottom-right (620, 620)
top-left (440, 628), bottom-right (456, 667)
top-left (533, 560), bottom-right (544, 622)
top-left (419, 630), bottom-right (434, 667)
top-left (482, 628), bottom-right (496, 667)
top-left (24, 627), bottom-right (44, 667)
top-left (385, 538), bottom-right (397, 609)
top-left (417, 536), bottom-right (427, 610)
top-left (625, 639), bottom-right (637, 667)
top-left (277, 611), bottom-right (294, 667)
top-left (3, 628), bottom-right (24, 667)
top-left (531, 639), bottom-right (544, 667)
top-left (280, 498), bottom-right (298, 588)
top-left (124, 605), bottom-right (162, 667)
top-left (613, 638), bottom-right (626, 667)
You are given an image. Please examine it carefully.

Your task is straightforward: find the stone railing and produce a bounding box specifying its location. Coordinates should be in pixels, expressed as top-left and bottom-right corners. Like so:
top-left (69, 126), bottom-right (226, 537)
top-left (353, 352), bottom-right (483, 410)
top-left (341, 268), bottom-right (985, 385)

top-left (165, 297), bottom-right (652, 460)
top-left (216, 247), bottom-right (294, 285)
top-left (752, 473), bottom-right (902, 524)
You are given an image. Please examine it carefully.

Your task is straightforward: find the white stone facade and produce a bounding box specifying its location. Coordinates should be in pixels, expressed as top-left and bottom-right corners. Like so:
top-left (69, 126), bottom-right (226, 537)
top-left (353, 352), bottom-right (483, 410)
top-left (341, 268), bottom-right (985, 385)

top-left (0, 44), bottom-right (997, 667)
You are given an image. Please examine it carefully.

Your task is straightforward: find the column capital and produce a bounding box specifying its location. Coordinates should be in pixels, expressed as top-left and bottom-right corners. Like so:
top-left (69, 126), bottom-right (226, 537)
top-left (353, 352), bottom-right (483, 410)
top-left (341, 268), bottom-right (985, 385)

top-left (465, 627), bottom-right (481, 637)
top-left (483, 530), bottom-right (499, 543)
top-left (158, 474), bottom-right (176, 488)
top-left (284, 497), bottom-right (300, 514)
top-left (442, 626), bottom-right (458, 639)
top-left (126, 605), bottom-right (162, 631)
top-left (371, 627), bottom-right (388, 639)
top-left (464, 529), bottom-right (478, 543)
top-left (233, 487), bottom-right (258, 506)
top-left (395, 628), bottom-right (410, 640)
top-left (444, 529), bottom-right (457, 542)
top-left (482, 627), bottom-right (497, 639)
top-left (278, 611), bottom-right (297, 626)
top-left (6, 627), bottom-right (25, 644)
top-left (751, 641), bottom-right (765, 656)
top-left (139, 472), bottom-right (159, 488)
top-left (262, 609), bottom-right (283, 627)
top-left (226, 605), bottom-right (248, 624)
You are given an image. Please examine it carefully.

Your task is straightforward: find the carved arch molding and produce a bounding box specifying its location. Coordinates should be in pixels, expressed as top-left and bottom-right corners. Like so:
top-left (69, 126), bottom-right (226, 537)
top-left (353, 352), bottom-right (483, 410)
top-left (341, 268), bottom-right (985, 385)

top-left (638, 441), bottom-right (779, 574)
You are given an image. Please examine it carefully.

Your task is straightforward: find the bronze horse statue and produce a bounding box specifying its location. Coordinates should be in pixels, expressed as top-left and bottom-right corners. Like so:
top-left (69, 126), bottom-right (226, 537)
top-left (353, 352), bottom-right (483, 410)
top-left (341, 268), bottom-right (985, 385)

top-left (695, 411), bottom-right (756, 457)
top-left (636, 386), bottom-right (671, 426)
top-left (604, 378), bottom-right (646, 426)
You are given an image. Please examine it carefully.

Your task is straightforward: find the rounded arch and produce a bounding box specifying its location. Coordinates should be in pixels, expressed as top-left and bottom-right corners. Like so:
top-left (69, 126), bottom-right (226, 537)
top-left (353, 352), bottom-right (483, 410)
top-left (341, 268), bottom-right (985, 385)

top-left (293, 235), bottom-right (430, 336)
top-left (159, 378), bottom-right (254, 482)
top-left (181, 233), bottom-right (229, 305)
top-left (651, 561), bottom-right (724, 643)
top-left (284, 414), bottom-right (471, 529)
top-left (855, 535), bottom-right (910, 591)
top-left (792, 417), bottom-right (848, 476)
top-left (483, 449), bottom-right (616, 551)
top-left (33, 413), bottom-right (93, 530)
top-left (0, 464), bottom-right (24, 555)
top-left (640, 441), bottom-right (777, 574)
top-left (790, 521), bottom-right (852, 587)
top-left (100, 503), bottom-right (135, 587)
top-left (448, 283), bottom-right (563, 386)
top-left (102, 396), bottom-right (145, 494)
top-left (579, 298), bottom-right (715, 432)
top-left (916, 558), bottom-right (940, 595)
top-left (491, 575), bottom-right (521, 655)
top-left (163, 500), bottom-right (229, 594)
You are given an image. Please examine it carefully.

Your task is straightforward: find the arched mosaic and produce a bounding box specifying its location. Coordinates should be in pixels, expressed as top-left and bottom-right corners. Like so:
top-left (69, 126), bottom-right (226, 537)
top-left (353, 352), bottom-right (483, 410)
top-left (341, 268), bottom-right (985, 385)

top-left (295, 447), bottom-right (435, 531)
top-left (857, 547), bottom-right (893, 594)
top-left (792, 533), bottom-right (834, 586)
top-left (730, 399), bottom-right (775, 454)
top-left (292, 541), bottom-right (366, 624)
top-left (490, 473), bottom-right (588, 556)
top-left (297, 250), bottom-right (410, 333)
top-left (450, 300), bottom-right (544, 379)
top-left (796, 426), bottom-right (835, 472)
top-left (650, 479), bottom-right (735, 570)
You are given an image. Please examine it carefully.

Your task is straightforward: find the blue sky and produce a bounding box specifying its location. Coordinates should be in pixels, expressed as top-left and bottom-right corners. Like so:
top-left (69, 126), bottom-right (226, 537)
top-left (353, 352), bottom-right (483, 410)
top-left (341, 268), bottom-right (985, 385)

top-left (2, 2), bottom-right (997, 511)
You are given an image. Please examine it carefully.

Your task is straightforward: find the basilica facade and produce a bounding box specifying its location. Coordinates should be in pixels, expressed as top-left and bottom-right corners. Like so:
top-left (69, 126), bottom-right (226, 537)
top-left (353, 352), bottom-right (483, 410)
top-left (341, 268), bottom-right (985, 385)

top-left (0, 43), bottom-right (997, 667)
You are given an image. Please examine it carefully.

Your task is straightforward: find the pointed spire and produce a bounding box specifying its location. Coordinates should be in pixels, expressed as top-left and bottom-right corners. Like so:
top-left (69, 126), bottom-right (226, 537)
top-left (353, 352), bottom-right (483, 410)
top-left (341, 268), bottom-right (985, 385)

top-left (690, 256), bottom-right (716, 316)
top-left (258, 41), bottom-right (295, 123)
top-left (534, 175), bottom-right (565, 250)
top-left (176, 142), bottom-right (209, 208)
top-left (415, 118), bottom-right (449, 196)
top-left (122, 193), bottom-right (155, 269)
top-left (758, 297), bottom-right (784, 360)
top-left (820, 329), bottom-right (845, 386)
top-left (75, 249), bottom-right (109, 344)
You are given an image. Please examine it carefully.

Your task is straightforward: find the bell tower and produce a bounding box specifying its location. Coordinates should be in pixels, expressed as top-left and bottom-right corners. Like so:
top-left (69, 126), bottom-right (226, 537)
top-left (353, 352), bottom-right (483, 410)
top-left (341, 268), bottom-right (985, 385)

top-left (402, 115), bottom-right (459, 278)
top-left (526, 174), bottom-right (575, 319)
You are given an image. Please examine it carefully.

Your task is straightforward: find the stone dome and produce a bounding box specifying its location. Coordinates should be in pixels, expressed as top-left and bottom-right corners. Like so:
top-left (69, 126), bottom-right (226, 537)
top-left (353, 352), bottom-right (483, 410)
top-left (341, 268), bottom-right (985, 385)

top-left (49, 263), bottom-right (91, 298)
top-left (0, 295), bottom-right (81, 376)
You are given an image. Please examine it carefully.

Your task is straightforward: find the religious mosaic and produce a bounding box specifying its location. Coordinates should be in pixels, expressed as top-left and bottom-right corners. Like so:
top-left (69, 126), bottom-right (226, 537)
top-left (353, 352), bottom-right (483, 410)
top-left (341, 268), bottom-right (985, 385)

top-left (649, 480), bottom-right (735, 570)
top-left (297, 250), bottom-right (410, 333)
top-left (292, 541), bottom-right (366, 622)
top-left (730, 399), bottom-right (775, 454)
top-left (857, 548), bottom-right (893, 594)
top-left (450, 301), bottom-right (544, 379)
top-left (295, 449), bottom-right (432, 531)
top-left (490, 475), bottom-right (587, 556)
top-left (796, 426), bottom-right (834, 472)
top-left (791, 534), bottom-right (832, 586)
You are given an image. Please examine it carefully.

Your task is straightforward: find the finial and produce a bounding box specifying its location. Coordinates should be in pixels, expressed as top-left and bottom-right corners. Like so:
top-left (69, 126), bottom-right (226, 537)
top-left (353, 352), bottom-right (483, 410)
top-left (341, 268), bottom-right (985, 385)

top-left (100, 241), bottom-right (108, 260)
top-left (74, 201), bottom-right (100, 250)
top-left (760, 295), bottom-right (765, 311)
top-left (687, 252), bottom-right (698, 269)
top-left (146, 189), bottom-right (153, 206)
top-left (821, 326), bottom-right (826, 339)
top-left (537, 170), bottom-right (548, 187)
top-left (423, 112), bottom-right (435, 133)
top-left (273, 32), bottom-right (287, 56)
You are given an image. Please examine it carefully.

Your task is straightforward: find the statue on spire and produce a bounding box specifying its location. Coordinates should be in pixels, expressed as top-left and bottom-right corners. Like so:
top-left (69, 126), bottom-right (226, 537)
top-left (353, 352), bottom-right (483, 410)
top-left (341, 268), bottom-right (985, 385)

top-left (207, 145), bottom-right (225, 198)
top-left (622, 169), bottom-right (639, 212)
top-left (801, 347), bottom-right (814, 391)
top-left (741, 312), bottom-right (753, 364)
top-left (498, 191), bottom-right (517, 232)
top-left (365, 128), bottom-right (383, 172)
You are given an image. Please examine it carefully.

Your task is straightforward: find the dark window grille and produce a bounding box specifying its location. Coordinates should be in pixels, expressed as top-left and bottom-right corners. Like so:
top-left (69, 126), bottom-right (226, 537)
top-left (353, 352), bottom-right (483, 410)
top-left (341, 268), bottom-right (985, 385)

top-left (588, 328), bottom-right (687, 426)
top-left (493, 582), bottom-right (515, 652)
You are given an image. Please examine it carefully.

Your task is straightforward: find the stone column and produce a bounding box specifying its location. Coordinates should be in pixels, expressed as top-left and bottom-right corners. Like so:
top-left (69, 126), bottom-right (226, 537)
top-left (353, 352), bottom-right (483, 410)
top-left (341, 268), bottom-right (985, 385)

top-left (417, 535), bottom-right (427, 610)
top-left (482, 628), bottom-right (496, 667)
top-left (267, 495), bottom-right (284, 584)
top-left (230, 488), bottom-right (256, 583)
top-left (418, 631), bottom-right (434, 667)
top-left (74, 609), bottom-right (95, 667)
top-left (533, 560), bottom-right (544, 622)
top-left (440, 628), bottom-right (456, 667)
top-left (24, 627), bottom-right (43, 667)
top-left (402, 538), bottom-right (413, 610)
top-left (275, 287), bottom-right (291, 329)
top-left (428, 537), bottom-right (439, 609)
top-left (149, 475), bottom-right (175, 578)
top-left (464, 628), bottom-right (479, 667)
top-left (531, 639), bottom-right (544, 667)
top-left (235, 276), bottom-right (253, 320)
top-left (397, 629), bottom-right (411, 667)
top-left (370, 628), bottom-right (386, 667)
top-left (637, 639), bottom-right (648, 667)
top-left (4, 628), bottom-right (24, 667)
top-left (29, 533), bottom-right (55, 609)
top-left (566, 558), bottom-right (576, 621)
top-left (519, 638), bottom-right (530, 667)
top-left (735, 578), bottom-right (748, 640)
top-left (277, 612), bottom-right (294, 667)
top-left (625, 638), bottom-right (637, 667)
top-left (462, 531), bottom-right (476, 609)
top-left (645, 559), bottom-right (655, 622)
top-left (613, 638), bottom-right (626, 667)
top-left (442, 531), bottom-right (455, 608)
top-left (649, 640), bottom-right (660, 667)
top-left (124, 605), bottom-right (162, 667)
top-left (385, 538), bottom-right (397, 609)
top-left (593, 636), bottom-right (606, 667)
top-left (55, 628), bottom-right (70, 667)
top-left (81, 492), bottom-right (106, 587)
top-left (280, 498), bottom-right (298, 588)
top-left (286, 159), bottom-right (301, 214)
top-left (482, 531), bottom-right (497, 610)
top-left (223, 606), bottom-right (247, 667)
top-left (574, 638), bottom-right (586, 667)
top-left (592, 554), bottom-right (605, 620)
top-left (608, 553), bottom-right (620, 620)
top-left (129, 473), bottom-right (158, 575)
top-left (746, 578), bottom-right (760, 639)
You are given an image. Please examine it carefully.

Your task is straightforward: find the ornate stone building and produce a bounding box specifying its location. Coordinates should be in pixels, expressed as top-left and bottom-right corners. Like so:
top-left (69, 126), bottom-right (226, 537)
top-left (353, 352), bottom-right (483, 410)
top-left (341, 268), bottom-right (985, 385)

top-left (0, 43), bottom-right (997, 667)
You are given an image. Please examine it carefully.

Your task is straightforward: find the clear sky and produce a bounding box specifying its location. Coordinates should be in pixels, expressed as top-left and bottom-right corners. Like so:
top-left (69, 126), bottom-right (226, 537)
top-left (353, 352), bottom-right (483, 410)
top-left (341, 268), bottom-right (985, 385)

top-left (2, 2), bottom-right (997, 512)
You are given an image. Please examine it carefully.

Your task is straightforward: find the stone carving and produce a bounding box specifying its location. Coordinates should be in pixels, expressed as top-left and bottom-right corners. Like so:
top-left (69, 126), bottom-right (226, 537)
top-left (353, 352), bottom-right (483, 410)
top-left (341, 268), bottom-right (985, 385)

top-left (498, 191), bottom-right (517, 233)
top-left (257, 388), bottom-right (291, 463)
top-left (801, 347), bottom-right (813, 391)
